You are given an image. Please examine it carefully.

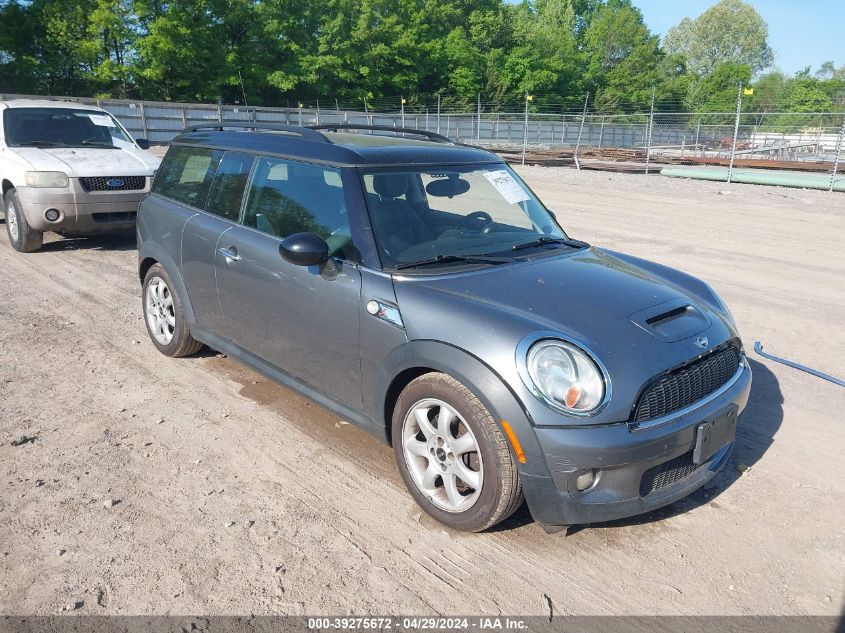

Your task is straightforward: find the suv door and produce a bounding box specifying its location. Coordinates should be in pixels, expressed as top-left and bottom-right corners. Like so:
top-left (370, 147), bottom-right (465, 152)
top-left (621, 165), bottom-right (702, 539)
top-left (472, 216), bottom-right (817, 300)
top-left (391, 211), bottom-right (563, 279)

top-left (215, 156), bottom-right (363, 410)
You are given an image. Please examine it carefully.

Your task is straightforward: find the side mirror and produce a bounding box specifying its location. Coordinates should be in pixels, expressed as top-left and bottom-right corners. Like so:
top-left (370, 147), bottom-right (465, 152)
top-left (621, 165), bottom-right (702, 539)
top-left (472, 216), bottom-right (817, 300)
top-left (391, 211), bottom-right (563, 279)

top-left (135, 138), bottom-right (151, 150)
top-left (279, 232), bottom-right (329, 267)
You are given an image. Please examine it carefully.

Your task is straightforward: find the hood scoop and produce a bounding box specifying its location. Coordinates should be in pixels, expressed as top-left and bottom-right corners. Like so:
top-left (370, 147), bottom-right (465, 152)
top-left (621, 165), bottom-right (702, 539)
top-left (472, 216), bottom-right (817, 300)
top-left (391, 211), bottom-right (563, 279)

top-left (630, 298), bottom-right (711, 342)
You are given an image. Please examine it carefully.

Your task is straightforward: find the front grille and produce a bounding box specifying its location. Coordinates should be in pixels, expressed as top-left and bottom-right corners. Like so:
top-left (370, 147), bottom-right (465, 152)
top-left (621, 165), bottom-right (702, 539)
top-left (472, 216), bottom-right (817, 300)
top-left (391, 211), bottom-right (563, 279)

top-left (640, 451), bottom-right (700, 496)
top-left (634, 345), bottom-right (741, 423)
top-left (80, 176), bottom-right (146, 192)
top-left (92, 211), bottom-right (137, 223)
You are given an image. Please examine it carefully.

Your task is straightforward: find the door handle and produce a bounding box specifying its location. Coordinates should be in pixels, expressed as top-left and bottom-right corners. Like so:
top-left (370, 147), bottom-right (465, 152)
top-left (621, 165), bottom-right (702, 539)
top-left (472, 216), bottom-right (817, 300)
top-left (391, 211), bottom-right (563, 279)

top-left (218, 246), bottom-right (241, 262)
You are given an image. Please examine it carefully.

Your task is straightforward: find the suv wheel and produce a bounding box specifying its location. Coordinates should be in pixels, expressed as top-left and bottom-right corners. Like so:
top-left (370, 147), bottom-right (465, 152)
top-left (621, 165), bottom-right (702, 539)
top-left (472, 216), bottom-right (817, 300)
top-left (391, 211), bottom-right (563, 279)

top-left (4, 189), bottom-right (43, 252)
top-left (142, 264), bottom-right (203, 357)
top-left (392, 373), bottom-right (523, 532)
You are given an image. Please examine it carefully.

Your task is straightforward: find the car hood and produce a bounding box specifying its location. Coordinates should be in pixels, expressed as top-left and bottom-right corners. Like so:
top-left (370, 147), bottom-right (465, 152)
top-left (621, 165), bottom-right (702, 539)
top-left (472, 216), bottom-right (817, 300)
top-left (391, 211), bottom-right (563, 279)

top-left (392, 246), bottom-right (738, 424)
top-left (10, 146), bottom-right (160, 177)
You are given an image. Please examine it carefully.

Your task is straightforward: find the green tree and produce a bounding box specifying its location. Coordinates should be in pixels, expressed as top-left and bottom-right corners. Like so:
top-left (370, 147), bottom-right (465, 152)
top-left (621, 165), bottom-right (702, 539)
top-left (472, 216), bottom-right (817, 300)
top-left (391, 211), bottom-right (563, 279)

top-left (664, 0), bottom-right (773, 77)
top-left (582, 0), bottom-right (664, 111)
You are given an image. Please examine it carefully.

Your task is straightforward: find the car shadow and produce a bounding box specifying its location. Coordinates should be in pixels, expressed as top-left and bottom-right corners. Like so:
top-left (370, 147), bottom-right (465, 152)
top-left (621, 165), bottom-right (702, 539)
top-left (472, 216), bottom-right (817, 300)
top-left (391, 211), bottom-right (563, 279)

top-left (38, 232), bottom-right (137, 253)
top-left (493, 358), bottom-right (783, 533)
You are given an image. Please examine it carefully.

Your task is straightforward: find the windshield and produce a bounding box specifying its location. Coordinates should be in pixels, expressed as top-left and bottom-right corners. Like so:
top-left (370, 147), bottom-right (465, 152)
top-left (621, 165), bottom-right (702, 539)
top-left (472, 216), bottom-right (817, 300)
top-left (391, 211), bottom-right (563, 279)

top-left (361, 164), bottom-right (568, 270)
top-left (3, 107), bottom-right (134, 149)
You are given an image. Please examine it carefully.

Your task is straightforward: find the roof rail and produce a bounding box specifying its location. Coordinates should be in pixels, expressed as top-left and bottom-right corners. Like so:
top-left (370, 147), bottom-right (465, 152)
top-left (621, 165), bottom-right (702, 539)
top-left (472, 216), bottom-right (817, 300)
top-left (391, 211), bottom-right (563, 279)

top-left (309, 124), bottom-right (453, 144)
top-left (181, 122), bottom-right (329, 142)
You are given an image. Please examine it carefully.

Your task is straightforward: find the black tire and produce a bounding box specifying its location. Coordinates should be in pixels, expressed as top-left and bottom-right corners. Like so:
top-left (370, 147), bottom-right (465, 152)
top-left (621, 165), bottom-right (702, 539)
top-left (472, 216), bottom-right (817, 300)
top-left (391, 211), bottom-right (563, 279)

top-left (392, 372), bottom-right (523, 532)
top-left (142, 263), bottom-right (203, 357)
top-left (4, 189), bottom-right (43, 252)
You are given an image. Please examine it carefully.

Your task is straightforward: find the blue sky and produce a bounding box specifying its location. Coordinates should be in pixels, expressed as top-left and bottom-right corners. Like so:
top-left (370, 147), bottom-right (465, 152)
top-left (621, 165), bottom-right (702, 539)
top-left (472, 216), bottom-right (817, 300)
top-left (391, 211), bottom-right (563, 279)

top-left (632, 0), bottom-right (842, 75)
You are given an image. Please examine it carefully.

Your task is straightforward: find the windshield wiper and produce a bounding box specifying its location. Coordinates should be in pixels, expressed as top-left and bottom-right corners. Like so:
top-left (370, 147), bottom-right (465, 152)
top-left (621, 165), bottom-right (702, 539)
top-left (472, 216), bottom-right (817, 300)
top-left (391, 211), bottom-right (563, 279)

top-left (15, 140), bottom-right (71, 148)
top-left (512, 236), bottom-right (588, 252)
top-left (394, 254), bottom-right (511, 270)
top-left (81, 140), bottom-right (117, 148)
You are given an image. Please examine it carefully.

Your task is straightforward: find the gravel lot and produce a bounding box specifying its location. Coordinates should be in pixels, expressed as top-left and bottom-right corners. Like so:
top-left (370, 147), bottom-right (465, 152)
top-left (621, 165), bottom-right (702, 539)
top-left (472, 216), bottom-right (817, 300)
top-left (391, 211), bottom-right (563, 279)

top-left (0, 168), bottom-right (843, 616)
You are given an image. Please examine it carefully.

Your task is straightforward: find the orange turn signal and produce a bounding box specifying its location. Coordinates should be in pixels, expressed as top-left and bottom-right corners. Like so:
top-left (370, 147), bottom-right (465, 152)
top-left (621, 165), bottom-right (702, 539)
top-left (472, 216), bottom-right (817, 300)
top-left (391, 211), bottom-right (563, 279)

top-left (500, 420), bottom-right (527, 464)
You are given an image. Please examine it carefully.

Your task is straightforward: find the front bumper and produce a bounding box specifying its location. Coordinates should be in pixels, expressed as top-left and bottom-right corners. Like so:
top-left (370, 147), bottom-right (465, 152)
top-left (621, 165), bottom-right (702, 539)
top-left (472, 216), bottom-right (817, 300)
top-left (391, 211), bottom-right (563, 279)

top-left (16, 178), bottom-right (150, 234)
top-left (522, 358), bottom-right (752, 527)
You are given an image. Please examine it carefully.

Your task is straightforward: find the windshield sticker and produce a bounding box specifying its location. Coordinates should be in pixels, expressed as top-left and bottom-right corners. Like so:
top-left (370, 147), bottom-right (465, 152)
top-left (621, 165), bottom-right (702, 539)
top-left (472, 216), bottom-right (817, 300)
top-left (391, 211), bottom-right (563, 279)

top-left (87, 114), bottom-right (115, 127)
top-left (483, 170), bottom-right (530, 204)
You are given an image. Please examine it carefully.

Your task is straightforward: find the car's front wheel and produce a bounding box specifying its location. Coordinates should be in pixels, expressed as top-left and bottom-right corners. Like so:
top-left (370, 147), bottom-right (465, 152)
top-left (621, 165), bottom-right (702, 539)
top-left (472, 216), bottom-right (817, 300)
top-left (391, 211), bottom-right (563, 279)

top-left (4, 189), bottom-right (43, 252)
top-left (392, 372), bottom-right (523, 532)
top-left (142, 263), bottom-right (203, 357)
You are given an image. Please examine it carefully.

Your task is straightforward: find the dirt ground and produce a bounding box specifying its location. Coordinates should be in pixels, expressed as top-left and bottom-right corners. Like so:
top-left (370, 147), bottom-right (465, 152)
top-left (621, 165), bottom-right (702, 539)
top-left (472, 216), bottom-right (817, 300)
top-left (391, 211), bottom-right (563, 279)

top-left (0, 167), bottom-right (843, 617)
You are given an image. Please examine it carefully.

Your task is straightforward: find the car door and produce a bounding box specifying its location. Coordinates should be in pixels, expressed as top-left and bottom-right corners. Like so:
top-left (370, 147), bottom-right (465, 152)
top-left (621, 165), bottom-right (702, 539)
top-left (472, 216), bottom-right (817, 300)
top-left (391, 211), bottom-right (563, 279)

top-left (155, 146), bottom-right (225, 331)
top-left (215, 156), bottom-right (364, 410)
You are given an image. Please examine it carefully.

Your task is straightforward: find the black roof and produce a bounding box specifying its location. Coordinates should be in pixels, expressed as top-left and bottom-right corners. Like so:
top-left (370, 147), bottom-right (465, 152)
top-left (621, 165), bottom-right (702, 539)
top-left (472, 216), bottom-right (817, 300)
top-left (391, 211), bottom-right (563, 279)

top-left (169, 123), bottom-right (502, 168)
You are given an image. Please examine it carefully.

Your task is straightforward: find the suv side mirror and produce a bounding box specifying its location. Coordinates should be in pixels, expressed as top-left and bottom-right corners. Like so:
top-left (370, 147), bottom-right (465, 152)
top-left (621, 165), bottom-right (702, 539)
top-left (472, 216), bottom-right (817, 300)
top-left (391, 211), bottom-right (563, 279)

top-left (279, 232), bottom-right (329, 267)
top-left (135, 138), bottom-right (151, 150)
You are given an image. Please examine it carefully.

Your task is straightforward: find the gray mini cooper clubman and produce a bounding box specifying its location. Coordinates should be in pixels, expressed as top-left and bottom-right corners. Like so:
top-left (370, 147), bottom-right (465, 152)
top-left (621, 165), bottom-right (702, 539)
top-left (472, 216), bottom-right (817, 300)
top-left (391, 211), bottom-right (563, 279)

top-left (137, 123), bottom-right (751, 533)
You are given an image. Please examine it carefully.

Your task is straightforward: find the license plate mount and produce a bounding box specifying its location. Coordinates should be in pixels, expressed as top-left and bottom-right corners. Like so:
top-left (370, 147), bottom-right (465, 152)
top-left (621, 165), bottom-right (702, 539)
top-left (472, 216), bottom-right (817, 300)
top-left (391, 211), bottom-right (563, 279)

top-left (693, 405), bottom-right (738, 465)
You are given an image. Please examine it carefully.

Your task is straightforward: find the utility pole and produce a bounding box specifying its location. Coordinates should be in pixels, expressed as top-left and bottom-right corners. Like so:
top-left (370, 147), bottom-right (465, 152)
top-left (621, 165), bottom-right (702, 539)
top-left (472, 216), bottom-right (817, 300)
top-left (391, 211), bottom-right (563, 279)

top-left (476, 93), bottom-right (481, 144)
top-left (727, 83), bottom-right (743, 183)
top-left (830, 117), bottom-right (845, 192)
top-left (645, 87), bottom-right (656, 174)
top-left (574, 93), bottom-right (589, 170)
top-left (522, 94), bottom-right (531, 166)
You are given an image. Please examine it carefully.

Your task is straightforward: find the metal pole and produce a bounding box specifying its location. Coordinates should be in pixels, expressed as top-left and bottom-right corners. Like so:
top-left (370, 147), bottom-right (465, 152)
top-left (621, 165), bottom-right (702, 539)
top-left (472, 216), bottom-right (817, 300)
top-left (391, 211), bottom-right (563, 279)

top-left (645, 88), bottom-right (655, 174)
top-left (522, 95), bottom-right (529, 166)
top-left (140, 102), bottom-right (149, 138)
top-left (315, 99), bottom-right (320, 125)
top-left (574, 93), bottom-right (589, 170)
top-left (180, 106), bottom-right (187, 130)
top-left (425, 108), bottom-right (429, 131)
top-left (727, 83), bottom-right (743, 184)
top-left (598, 116), bottom-right (605, 148)
top-left (476, 93), bottom-right (481, 144)
top-left (400, 96), bottom-right (405, 127)
top-left (695, 121), bottom-right (701, 156)
top-left (830, 117), bottom-right (845, 192)
top-left (437, 94), bottom-right (441, 134)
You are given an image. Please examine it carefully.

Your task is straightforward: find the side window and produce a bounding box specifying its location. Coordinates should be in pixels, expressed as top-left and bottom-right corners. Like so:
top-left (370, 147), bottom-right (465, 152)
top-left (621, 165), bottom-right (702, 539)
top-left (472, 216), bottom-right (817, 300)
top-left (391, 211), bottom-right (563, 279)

top-left (152, 146), bottom-right (222, 208)
top-left (205, 151), bottom-right (254, 221)
top-left (243, 157), bottom-right (358, 261)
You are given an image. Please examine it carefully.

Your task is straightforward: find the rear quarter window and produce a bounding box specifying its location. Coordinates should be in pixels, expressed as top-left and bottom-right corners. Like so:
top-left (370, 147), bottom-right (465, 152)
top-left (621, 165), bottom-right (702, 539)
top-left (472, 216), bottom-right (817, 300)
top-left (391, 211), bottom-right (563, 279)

top-left (152, 146), bottom-right (222, 208)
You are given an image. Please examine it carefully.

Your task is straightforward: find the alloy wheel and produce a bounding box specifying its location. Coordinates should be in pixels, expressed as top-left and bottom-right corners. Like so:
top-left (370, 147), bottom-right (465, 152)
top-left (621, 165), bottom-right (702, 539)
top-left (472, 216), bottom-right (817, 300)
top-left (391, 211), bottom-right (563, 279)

top-left (402, 398), bottom-right (484, 513)
top-left (145, 276), bottom-right (175, 345)
top-left (7, 200), bottom-right (19, 242)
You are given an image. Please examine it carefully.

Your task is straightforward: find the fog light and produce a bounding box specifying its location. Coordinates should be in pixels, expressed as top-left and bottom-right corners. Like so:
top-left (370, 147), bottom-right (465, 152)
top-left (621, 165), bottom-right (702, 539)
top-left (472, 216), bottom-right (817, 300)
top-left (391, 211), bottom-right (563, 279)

top-left (45, 208), bottom-right (60, 222)
top-left (575, 469), bottom-right (595, 491)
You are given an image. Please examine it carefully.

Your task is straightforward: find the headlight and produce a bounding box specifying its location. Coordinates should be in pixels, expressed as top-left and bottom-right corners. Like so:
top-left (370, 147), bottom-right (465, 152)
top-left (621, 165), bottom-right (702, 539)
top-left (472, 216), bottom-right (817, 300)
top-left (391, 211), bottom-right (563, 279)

top-left (526, 339), bottom-right (607, 414)
top-left (25, 171), bottom-right (69, 188)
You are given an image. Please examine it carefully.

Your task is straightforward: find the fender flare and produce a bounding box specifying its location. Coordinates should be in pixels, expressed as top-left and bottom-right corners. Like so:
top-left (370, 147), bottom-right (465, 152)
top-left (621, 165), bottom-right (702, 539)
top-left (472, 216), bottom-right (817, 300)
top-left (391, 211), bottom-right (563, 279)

top-left (375, 339), bottom-right (552, 479)
top-left (137, 241), bottom-right (198, 326)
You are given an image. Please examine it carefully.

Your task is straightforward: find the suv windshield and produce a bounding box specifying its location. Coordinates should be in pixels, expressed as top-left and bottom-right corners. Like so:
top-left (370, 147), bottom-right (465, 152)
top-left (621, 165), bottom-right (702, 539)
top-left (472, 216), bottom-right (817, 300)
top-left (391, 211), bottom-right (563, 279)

top-left (362, 164), bottom-right (569, 269)
top-left (3, 107), bottom-right (133, 149)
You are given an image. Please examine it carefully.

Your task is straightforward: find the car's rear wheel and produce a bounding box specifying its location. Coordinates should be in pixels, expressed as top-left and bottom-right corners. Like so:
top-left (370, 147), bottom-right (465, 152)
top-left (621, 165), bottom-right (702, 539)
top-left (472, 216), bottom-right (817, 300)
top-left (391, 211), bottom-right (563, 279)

top-left (4, 189), bottom-right (43, 253)
top-left (142, 263), bottom-right (203, 357)
top-left (392, 372), bottom-right (523, 532)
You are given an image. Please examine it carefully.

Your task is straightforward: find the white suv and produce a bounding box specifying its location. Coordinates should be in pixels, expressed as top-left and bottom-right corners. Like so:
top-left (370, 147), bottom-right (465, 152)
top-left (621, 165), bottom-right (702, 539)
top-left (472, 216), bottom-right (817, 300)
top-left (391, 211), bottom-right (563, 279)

top-left (0, 99), bottom-right (160, 252)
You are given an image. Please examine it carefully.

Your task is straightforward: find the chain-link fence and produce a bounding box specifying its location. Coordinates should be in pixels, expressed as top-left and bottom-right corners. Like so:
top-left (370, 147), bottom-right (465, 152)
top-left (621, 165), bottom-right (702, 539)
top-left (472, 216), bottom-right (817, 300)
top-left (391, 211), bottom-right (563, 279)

top-left (2, 91), bottom-right (843, 192)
